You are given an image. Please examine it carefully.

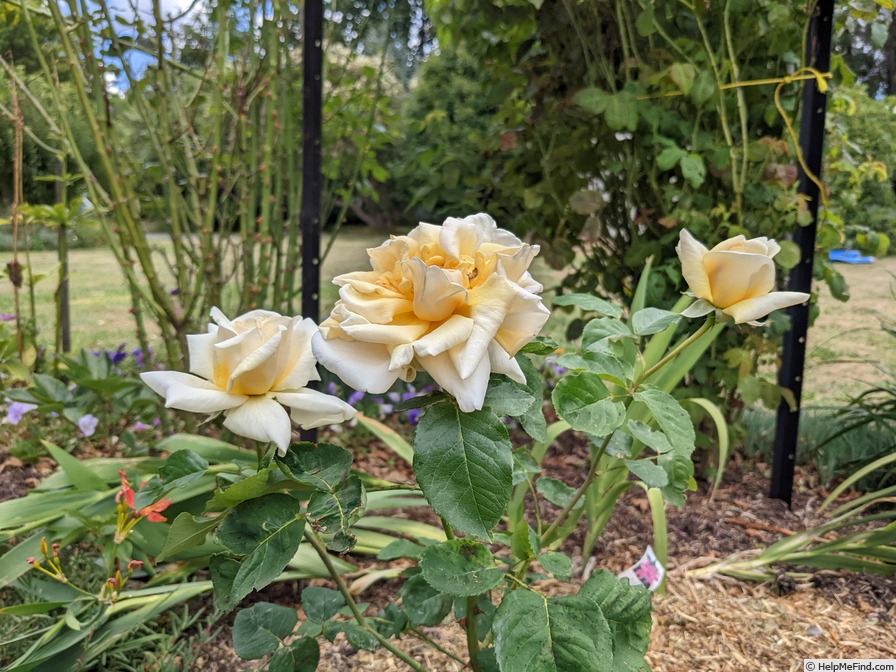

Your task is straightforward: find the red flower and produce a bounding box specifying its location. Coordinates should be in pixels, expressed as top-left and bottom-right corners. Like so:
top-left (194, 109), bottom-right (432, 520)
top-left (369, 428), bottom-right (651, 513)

top-left (137, 499), bottom-right (171, 523)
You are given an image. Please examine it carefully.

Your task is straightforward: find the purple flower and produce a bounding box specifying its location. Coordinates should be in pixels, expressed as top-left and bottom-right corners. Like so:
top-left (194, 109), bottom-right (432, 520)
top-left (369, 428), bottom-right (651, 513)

top-left (106, 344), bottom-right (127, 365)
top-left (131, 421), bottom-right (152, 432)
top-left (6, 401), bottom-right (37, 425)
top-left (0, 313), bottom-right (15, 322)
top-left (77, 414), bottom-right (99, 437)
top-left (401, 390), bottom-right (418, 402)
top-left (408, 408), bottom-right (422, 425)
top-left (347, 390), bottom-right (366, 406)
top-left (379, 403), bottom-right (393, 414)
top-left (152, 417), bottom-right (161, 427)
top-left (387, 392), bottom-right (401, 403)
top-left (326, 381), bottom-right (338, 396)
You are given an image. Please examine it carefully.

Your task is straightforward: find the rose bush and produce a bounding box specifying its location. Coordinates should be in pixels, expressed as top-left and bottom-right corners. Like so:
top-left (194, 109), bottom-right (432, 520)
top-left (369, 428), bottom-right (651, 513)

top-left (141, 308), bottom-right (354, 454)
top-left (677, 230), bottom-right (810, 325)
top-left (312, 213), bottom-right (550, 411)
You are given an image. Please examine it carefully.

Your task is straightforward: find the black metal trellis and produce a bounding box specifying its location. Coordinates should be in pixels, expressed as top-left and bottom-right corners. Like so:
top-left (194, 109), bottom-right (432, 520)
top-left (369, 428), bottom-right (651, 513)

top-left (770, 0), bottom-right (835, 504)
top-left (299, 0), bottom-right (323, 443)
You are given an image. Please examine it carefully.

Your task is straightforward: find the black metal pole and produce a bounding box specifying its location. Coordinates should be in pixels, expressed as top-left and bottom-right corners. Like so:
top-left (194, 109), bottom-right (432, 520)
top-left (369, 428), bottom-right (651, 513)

top-left (770, 0), bottom-right (835, 503)
top-left (299, 0), bottom-right (322, 443)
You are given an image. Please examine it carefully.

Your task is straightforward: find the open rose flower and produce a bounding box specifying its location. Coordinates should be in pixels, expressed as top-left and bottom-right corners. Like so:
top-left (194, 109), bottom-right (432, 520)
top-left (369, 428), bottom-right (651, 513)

top-left (141, 308), bottom-right (355, 454)
top-left (676, 230), bottom-right (809, 325)
top-left (312, 213), bottom-right (550, 412)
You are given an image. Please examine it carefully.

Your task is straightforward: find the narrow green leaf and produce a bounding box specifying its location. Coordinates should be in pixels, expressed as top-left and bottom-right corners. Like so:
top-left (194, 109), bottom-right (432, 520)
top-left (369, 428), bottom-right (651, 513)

top-left (43, 442), bottom-right (106, 491)
top-left (158, 513), bottom-right (221, 561)
top-left (413, 402), bottom-right (513, 539)
top-left (354, 414), bottom-right (413, 465)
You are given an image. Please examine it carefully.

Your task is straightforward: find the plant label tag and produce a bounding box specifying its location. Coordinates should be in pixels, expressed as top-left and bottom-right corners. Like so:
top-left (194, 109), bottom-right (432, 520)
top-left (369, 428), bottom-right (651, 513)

top-left (618, 545), bottom-right (664, 591)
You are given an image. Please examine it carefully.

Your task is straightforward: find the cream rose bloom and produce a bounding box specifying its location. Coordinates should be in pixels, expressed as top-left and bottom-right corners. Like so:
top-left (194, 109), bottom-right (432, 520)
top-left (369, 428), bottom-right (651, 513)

top-left (676, 229), bottom-right (809, 325)
top-left (141, 308), bottom-right (355, 455)
top-left (312, 213), bottom-right (550, 412)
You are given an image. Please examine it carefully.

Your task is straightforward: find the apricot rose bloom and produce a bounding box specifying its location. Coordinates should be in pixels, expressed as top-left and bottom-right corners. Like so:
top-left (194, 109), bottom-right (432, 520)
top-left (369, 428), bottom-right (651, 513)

top-left (676, 230), bottom-right (809, 325)
top-left (141, 308), bottom-right (355, 455)
top-left (312, 214), bottom-right (551, 412)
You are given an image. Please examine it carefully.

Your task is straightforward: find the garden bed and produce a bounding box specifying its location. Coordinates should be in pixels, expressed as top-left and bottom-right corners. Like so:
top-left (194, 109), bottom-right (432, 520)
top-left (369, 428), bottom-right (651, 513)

top-left (5, 423), bottom-right (890, 671)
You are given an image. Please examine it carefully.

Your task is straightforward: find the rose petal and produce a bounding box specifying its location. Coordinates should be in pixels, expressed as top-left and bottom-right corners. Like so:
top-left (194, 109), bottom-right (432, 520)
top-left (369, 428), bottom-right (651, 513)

top-left (273, 318), bottom-right (321, 391)
top-left (274, 388), bottom-right (356, 429)
top-left (413, 314), bottom-right (475, 358)
top-left (488, 341), bottom-right (526, 384)
top-left (312, 331), bottom-right (398, 393)
top-left (418, 346), bottom-right (491, 412)
top-left (186, 327), bottom-right (217, 380)
top-left (722, 291), bottom-right (809, 324)
top-left (140, 371), bottom-right (246, 413)
top-left (676, 230), bottom-right (713, 304)
top-left (339, 309), bottom-right (430, 345)
top-left (703, 249), bottom-right (775, 308)
top-left (223, 396), bottom-right (293, 455)
top-left (493, 292), bottom-right (551, 357)
top-left (405, 258), bottom-right (467, 322)
top-left (226, 326), bottom-right (285, 395)
top-left (456, 273), bottom-right (521, 379)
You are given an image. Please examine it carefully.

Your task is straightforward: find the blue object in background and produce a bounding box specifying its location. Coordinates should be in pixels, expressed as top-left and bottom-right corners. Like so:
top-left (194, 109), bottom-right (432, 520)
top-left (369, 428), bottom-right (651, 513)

top-left (829, 249), bottom-right (875, 264)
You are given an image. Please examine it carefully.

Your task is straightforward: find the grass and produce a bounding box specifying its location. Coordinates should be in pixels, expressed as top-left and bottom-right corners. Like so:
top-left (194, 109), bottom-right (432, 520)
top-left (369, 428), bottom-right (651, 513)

top-left (2, 227), bottom-right (895, 404)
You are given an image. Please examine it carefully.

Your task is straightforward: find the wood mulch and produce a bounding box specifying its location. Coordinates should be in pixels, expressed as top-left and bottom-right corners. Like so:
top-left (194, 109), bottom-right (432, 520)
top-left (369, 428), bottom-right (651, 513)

top-left (3, 422), bottom-right (895, 671)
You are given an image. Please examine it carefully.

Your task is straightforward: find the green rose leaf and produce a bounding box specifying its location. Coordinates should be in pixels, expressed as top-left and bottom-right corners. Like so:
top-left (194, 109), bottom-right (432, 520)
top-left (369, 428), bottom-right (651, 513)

top-left (419, 539), bottom-right (505, 597)
top-left (626, 420), bottom-right (672, 454)
top-left (516, 354), bottom-right (548, 443)
top-left (582, 317), bottom-right (634, 344)
top-left (536, 477), bottom-right (582, 510)
top-left (656, 146), bottom-right (686, 171)
top-left (209, 467), bottom-right (283, 510)
top-left (552, 372), bottom-right (626, 437)
top-left (623, 459), bottom-right (669, 488)
top-left (413, 402), bottom-right (513, 539)
top-left (571, 87), bottom-right (608, 115)
top-left (322, 621), bottom-right (379, 651)
top-left (630, 308), bottom-right (682, 336)
top-left (301, 586), bottom-right (346, 623)
top-left (377, 538), bottom-right (426, 560)
top-left (485, 377), bottom-right (537, 417)
top-left (553, 294), bottom-right (622, 317)
top-left (209, 554), bottom-right (242, 612)
top-left (493, 590), bottom-right (614, 672)
top-left (579, 571), bottom-right (652, 672)
top-left (521, 336), bottom-right (560, 356)
top-left (216, 493), bottom-right (306, 604)
top-left (157, 512), bottom-right (221, 560)
top-left (135, 449), bottom-right (209, 507)
top-left (632, 386), bottom-right (695, 454)
top-left (400, 574), bottom-right (453, 627)
top-left (232, 602), bottom-right (298, 660)
top-left (276, 442), bottom-right (352, 492)
top-left (269, 638), bottom-right (320, 672)
top-left (306, 474), bottom-right (365, 537)
top-left (680, 153), bottom-right (706, 188)
top-left (538, 552), bottom-right (573, 581)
